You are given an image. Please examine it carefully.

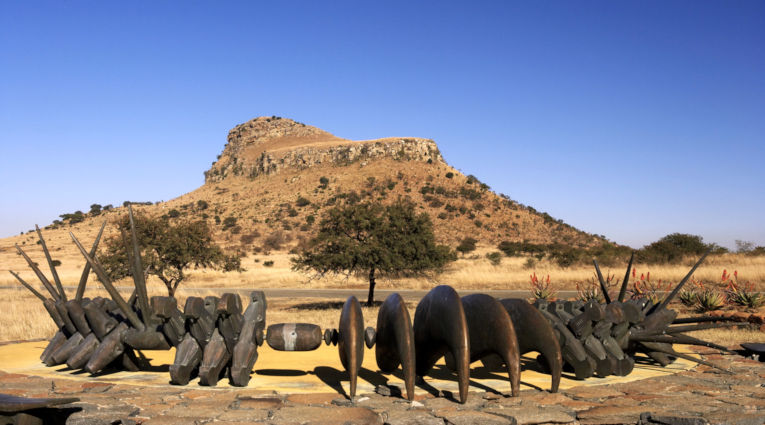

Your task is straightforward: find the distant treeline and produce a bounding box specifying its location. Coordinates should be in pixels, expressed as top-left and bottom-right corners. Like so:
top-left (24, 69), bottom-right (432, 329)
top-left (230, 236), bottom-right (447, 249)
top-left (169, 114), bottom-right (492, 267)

top-left (494, 233), bottom-right (764, 267)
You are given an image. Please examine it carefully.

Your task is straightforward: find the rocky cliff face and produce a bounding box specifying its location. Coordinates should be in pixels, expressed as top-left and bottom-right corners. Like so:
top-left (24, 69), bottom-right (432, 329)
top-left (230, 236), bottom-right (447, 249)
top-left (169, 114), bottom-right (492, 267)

top-left (204, 116), bottom-right (443, 183)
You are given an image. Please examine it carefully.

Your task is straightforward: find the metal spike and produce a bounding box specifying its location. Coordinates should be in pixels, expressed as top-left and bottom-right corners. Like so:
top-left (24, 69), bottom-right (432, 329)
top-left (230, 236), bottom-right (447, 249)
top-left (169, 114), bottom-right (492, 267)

top-left (663, 322), bottom-right (742, 334)
top-left (617, 252), bottom-right (634, 302)
top-left (593, 260), bottom-right (612, 304)
top-left (638, 342), bottom-right (732, 374)
top-left (9, 270), bottom-right (47, 301)
top-left (76, 220), bottom-right (107, 301)
top-left (70, 231), bottom-right (145, 331)
top-left (658, 249), bottom-right (711, 311)
top-left (15, 244), bottom-right (60, 301)
top-left (35, 225), bottom-right (67, 301)
top-left (631, 334), bottom-right (732, 353)
top-left (128, 205), bottom-right (151, 325)
top-left (673, 315), bottom-right (747, 324)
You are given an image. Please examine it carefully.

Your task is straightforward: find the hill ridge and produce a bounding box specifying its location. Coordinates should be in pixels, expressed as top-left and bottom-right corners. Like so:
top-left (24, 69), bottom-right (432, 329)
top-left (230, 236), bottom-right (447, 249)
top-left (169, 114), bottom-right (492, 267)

top-left (205, 116), bottom-right (442, 183)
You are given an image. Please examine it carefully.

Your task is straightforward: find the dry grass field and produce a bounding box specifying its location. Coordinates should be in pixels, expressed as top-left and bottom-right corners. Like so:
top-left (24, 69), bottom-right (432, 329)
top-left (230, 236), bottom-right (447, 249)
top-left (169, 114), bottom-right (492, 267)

top-left (4, 244), bottom-right (763, 294)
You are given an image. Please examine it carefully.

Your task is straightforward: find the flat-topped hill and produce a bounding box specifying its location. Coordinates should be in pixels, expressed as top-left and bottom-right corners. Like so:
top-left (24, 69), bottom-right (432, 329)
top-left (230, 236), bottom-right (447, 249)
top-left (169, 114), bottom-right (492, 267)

top-left (0, 116), bottom-right (609, 281)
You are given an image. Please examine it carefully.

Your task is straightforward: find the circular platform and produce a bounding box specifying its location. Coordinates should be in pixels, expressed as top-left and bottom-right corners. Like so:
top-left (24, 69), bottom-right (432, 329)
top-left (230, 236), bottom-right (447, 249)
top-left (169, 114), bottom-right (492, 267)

top-left (0, 340), bottom-right (699, 395)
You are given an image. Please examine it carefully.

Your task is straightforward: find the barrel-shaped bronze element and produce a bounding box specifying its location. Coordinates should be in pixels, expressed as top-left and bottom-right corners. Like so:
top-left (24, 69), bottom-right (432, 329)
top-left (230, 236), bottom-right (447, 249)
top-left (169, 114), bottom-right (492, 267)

top-left (266, 323), bottom-right (322, 351)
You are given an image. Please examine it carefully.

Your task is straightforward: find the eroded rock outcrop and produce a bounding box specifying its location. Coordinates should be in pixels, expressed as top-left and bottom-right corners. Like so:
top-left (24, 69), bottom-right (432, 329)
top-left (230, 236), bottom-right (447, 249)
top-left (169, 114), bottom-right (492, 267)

top-left (204, 116), bottom-right (443, 183)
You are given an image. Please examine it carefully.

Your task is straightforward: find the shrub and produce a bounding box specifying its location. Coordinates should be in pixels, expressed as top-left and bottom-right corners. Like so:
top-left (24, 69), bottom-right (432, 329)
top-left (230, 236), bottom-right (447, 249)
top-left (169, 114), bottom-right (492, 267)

top-left (459, 187), bottom-right (481, 200)
top-left (456, 237), bottom-right (478, 255)
top-left (263, 261), bottom-right (274, 267)
top-left (486, 251), bottom-right (502, 266)
top-left (296, 196), bottom-right (311, 207)
top-left (428, 198), bottom-right (444, 208)
top-left (305, 214), bottom-right (315, 225)
top-left (437, 212), bottom-right (447, 220)
top-left (287, 208), bottom-right (299, 217)
top-left (445, 172), bottom-right (454, 179)
top-left (222, 216), bottom-right (237, 230)
top-left (319, 176), bottom-right (329, 188)
top-left (197, 200), bottom-right (209, 210)
top-left (263, 231), bottom-right (285, 251)
top-left (168, 209), bottom-right (181, 218)
top-left (89, 204), bottom-right (102, 215)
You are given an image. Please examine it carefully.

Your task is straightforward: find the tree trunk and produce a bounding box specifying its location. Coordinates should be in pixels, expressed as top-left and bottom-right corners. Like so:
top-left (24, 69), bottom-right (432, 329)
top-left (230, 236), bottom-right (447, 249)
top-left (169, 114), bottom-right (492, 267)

top-left (159, 276), bottom-right (174, 297)
top-left (367, 267), bottom-right (376, 307)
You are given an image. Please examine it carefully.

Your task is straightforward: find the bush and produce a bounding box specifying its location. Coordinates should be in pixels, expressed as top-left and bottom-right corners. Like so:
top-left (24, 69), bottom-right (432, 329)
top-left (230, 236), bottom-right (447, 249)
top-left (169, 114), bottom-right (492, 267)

top-left (222, 216), bottom-right (237, 230)
top-left (296, 196), bottom-right (311, 207)
top-left (197, 200), bottom-right (209, 210)
top-left (263, 261), bottom-right (274, 267)
top-left (263, 231), bottom-right (285, 251)
top-left (305, 214), bottom-right (316, 225)
top-left (456, 237), bottom-right (478, 255)
top-left (168, 209), bottom-right (181, 218)
top-left (459, 187), bottom-right (482, 200)
top-left (319, 176), bottom-right (329, 189)
top-left (445, 172), bottom-right (454, 179)
top-left (486, 251), bottom-right (502, 266)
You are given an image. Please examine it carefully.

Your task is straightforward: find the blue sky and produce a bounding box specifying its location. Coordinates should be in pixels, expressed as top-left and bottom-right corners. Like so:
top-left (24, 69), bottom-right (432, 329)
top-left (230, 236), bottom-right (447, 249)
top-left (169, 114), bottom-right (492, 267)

top-left (1, 1), bottom-right (763, 249)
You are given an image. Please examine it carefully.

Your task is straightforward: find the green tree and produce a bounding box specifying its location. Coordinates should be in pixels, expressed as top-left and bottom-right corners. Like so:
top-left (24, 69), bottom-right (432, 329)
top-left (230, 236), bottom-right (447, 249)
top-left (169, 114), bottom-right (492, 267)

top-left (99, 212), bottom-right (241, 297)
top-left (639, 233), bottom-right (709, 264)
top-left (292, 200), bottom-right (455, 306)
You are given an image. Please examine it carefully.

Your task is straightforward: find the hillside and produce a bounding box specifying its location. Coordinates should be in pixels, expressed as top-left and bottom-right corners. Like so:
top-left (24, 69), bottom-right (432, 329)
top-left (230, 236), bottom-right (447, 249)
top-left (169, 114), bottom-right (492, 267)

top-left (0, 116), bottom-right (608, 275)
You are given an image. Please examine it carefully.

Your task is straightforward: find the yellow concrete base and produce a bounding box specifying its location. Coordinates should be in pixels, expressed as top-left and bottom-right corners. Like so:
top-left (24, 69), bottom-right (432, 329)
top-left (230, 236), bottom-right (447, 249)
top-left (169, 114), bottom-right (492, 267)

top-left (0, 341), bottom-right (699, 395)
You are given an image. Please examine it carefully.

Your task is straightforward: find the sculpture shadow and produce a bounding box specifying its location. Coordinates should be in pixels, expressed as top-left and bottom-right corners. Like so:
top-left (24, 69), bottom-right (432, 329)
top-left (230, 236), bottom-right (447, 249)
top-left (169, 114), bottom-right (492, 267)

top-left (18, 407), bottom-right (82, 425)
top-left (290, 301), bottom-right (382, 311)
top-left (255, 369), bottom-right (308, 377)
top-left (313, 366), bottom-right (348, 398)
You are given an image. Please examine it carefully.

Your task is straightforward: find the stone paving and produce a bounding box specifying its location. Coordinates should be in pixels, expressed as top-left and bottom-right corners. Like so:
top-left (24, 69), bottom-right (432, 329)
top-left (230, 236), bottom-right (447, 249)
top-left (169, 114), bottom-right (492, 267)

top-left (1, 347), bottom-right (764, 424)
